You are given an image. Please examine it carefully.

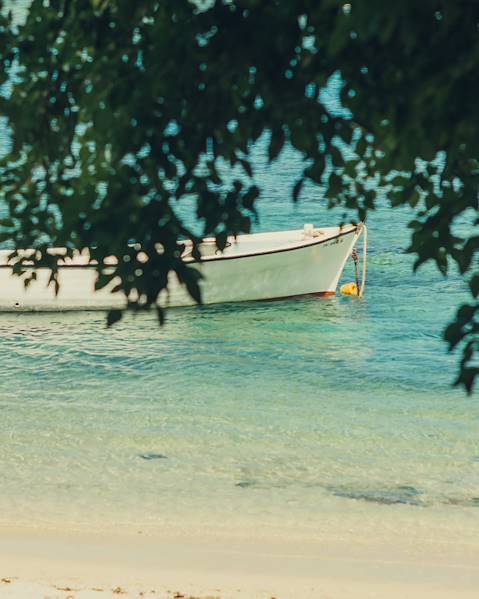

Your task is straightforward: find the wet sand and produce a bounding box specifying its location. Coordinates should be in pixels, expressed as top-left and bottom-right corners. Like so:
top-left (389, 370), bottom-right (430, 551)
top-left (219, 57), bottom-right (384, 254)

top-left (1, 526), bottom-right (478, 598)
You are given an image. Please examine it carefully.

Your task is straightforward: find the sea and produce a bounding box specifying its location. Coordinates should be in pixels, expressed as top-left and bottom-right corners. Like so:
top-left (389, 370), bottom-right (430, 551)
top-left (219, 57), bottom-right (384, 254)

top-left (0, 0), bottom-right (478, 552)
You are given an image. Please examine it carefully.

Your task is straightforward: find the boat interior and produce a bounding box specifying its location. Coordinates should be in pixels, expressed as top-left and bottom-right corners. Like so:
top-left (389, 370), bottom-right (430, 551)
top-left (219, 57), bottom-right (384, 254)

top-left (181, 224), bottom-right (358, 261)
top-left (0, 224), bottom-right (358, 267)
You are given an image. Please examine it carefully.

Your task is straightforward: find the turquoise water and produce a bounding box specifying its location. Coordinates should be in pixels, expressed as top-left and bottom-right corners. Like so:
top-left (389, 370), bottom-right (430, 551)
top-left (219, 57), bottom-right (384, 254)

top-left (1, 0), bottom-right (478, 547)
top-left (0, 151), bottom-right (478, 545)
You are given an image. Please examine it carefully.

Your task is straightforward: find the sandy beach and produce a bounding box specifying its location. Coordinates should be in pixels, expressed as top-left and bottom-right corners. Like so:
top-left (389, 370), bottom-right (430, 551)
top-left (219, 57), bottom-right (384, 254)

top-left (2, 2), bottom-right (479, 599)
top-left (1, 525), bottom-right (479, 599)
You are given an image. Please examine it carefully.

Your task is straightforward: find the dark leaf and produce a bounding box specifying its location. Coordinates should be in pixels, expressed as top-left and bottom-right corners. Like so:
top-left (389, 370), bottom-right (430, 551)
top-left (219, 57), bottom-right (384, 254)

top-left (292, 178), bottom-right (304, 202)
top-left (107, 309), bottom-right (123, 327)
top-left (268, 127), bottom-right (286, 162)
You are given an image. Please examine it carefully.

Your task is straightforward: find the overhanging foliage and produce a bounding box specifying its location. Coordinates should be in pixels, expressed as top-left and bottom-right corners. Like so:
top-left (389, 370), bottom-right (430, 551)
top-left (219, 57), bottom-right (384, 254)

top-left (0, 0), bottom-right (477, 391)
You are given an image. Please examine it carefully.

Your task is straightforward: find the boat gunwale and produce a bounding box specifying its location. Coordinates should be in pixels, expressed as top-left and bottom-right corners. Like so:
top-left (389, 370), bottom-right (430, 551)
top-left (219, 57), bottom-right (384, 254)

top-left (0, 225), bottom-right (360, 269)
top-left (182, 225), bottom-right (359, 263)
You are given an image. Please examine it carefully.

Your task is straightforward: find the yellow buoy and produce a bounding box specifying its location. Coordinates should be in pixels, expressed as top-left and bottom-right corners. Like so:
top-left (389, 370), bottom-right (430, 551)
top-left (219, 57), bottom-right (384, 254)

top-left (340, 282), bottom-right (359, 296)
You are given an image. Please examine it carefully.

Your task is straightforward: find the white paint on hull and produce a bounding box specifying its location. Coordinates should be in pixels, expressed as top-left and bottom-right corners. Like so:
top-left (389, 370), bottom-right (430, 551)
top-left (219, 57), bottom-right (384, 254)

top-left (0, 225), bottom-right (361, 311)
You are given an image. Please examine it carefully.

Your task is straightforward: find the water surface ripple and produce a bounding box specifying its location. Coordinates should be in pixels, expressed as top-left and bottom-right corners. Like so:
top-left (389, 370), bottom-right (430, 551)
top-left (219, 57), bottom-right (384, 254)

top-left (0, 10), bottom-right (478, 543)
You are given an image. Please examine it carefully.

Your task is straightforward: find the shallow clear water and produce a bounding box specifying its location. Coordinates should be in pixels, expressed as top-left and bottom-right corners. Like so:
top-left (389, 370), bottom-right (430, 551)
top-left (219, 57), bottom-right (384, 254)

top-left (0, 152), bottom-right (478, 544)
top-left (1, 0), bottom-right (478, 547)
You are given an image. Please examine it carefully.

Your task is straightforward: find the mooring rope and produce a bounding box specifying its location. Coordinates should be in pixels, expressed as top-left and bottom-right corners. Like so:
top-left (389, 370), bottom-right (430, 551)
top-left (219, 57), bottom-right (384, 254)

top-left (352, 246), bottom-right (360, 290)
top-left (358, 223), bottom-right (368, 298)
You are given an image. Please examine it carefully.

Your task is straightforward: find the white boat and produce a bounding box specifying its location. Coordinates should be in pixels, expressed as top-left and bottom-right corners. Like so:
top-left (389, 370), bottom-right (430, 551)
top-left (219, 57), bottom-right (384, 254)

top-left (0, 223), bottom-right (366, 311)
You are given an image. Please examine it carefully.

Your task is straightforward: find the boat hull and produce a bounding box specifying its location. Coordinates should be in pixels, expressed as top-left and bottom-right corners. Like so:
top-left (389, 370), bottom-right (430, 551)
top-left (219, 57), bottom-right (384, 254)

top-left (167, 227), bottom-right (359, 307)
top-left (0, 226), bottom-right (360, 311)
